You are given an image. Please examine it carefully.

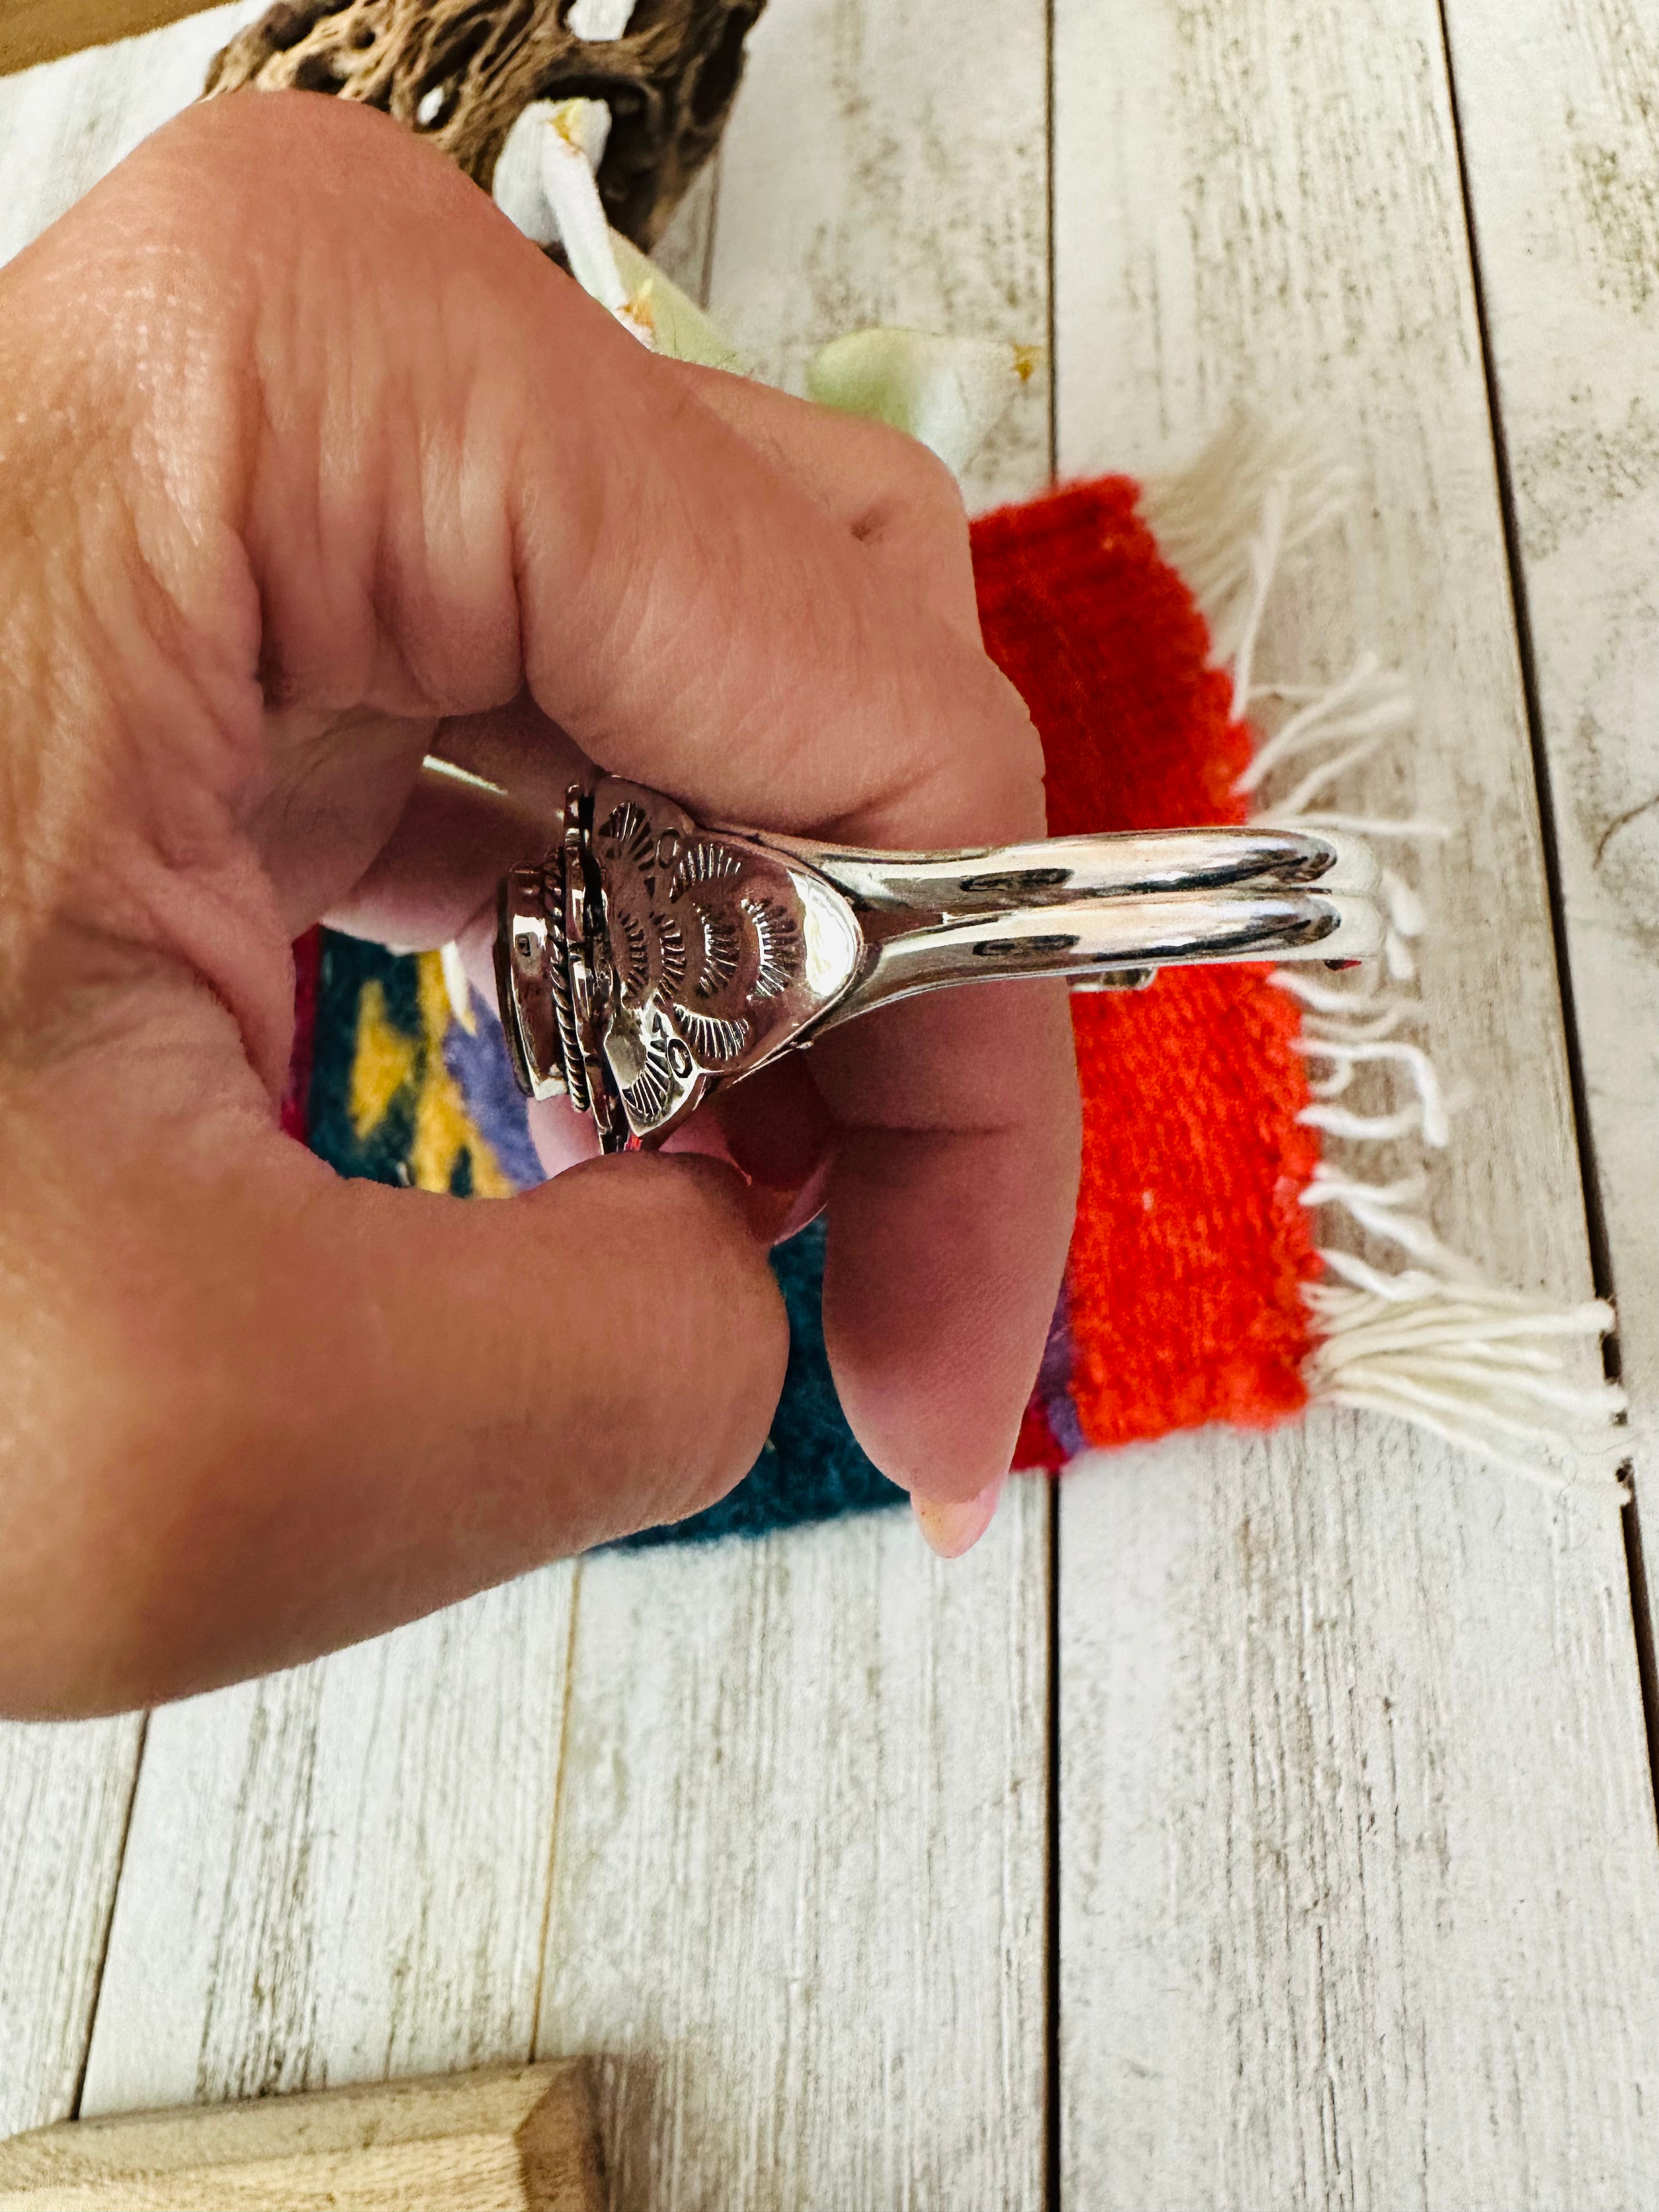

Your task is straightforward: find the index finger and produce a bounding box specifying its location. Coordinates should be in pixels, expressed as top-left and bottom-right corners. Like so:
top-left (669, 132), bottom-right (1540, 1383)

top-left (540, 361), bottom-right (1081, 1519)
top-left (512, 349), bottom-right (1081, 1519)
top-left (498, 248), bottom-right (1082, 1519)
top-left (98, 93), bottom-right (1078, 1523)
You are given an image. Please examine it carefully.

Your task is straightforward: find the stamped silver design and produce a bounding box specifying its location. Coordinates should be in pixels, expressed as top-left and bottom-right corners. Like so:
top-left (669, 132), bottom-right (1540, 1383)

top-left (495, 776), bottom-right (1386, 1152)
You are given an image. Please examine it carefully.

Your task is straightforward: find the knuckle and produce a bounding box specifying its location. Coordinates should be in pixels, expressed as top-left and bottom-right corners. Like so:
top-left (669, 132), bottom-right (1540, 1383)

top-left (853, 425), bottom-right (968, 543)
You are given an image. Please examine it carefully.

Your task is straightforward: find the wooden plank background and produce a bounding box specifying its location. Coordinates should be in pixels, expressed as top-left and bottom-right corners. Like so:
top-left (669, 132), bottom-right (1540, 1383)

top-left (3, 0), bottom-right (1659, 2203)
top-left (1440, 0), bottom-right (1659, 1646)
top-left (1051, 2), bottom-right (1659, 2200)
top-left (0, 1722), bottom-right (143, 2136)
top-left (0, 8), bottom-right (1053, 2204)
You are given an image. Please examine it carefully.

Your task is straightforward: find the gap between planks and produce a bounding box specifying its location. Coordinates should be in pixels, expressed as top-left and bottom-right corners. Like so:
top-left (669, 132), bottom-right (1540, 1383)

top-left (1435, 0), bottom-right (1659, 1842)
top-left (1433, 0), bottom-right (1659, 1831)
top-left (1051, 0), bottom-right (1659, 2203)
top-left (1434, 0), bottom-right (1659, 1831)
top-left (0, 5), bottom-right (1057, 2203)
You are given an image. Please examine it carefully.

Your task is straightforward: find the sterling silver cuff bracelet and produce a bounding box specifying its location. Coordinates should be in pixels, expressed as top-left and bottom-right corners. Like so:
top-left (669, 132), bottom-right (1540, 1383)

top-left (494, 776), bottom-right (1385, 1152)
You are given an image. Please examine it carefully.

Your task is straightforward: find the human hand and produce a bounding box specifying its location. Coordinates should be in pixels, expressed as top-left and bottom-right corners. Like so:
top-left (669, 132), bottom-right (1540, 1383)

top-left (0, 91), bottom-right (1079, 1717)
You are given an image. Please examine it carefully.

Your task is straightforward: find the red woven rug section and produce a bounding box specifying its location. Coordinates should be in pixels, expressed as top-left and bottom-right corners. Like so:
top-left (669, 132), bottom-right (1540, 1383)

top-left (974, 479), bottom-right (1324, 1465)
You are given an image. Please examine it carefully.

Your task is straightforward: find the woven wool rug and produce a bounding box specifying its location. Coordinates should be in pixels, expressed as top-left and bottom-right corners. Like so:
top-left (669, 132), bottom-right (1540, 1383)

top-left (283, 418), bottom-right (1626, 1540)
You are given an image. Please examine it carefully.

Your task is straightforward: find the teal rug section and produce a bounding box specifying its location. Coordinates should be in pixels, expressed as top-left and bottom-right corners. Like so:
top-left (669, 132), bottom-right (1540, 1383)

top-left (614, 1216), bottom-right (906, 1548)
top-left (307, 935), bottom-right (422, 1188)
top-left (304, 933), bottom-right (904, 1544)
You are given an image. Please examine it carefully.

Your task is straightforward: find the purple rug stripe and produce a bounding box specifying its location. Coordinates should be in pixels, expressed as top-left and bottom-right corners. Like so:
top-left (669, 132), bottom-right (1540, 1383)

top-left (444, 997), bottom-right (546, 1191)
top-left (1038, 1284), bottom-right (1088, 1459)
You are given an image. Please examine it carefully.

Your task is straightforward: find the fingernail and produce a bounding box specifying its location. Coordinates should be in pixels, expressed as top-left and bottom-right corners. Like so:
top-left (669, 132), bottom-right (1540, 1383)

top-left (662, 1127), bottom-right (798, 1243)
top-left (912, 1477), bottom-right (1004, 1561)
top-left (774, 1150), bottom-right (835, 1244)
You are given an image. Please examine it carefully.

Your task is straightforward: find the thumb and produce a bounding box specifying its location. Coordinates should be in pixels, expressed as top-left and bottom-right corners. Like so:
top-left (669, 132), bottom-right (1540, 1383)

top-left (3, 91), bottom-right (1045, 1082)
top-left (0, 1005), bottom-right (786, 1717)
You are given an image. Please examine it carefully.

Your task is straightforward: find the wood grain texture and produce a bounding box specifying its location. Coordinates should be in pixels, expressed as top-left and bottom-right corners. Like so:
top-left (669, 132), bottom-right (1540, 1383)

top-left (535, 1496), bottom-right (1048, 2212)
top-left (703, 0), bottom-right (1052, 514)
top-left (0, 2062), bottom-right (602, 2211)
top-left (1440, 0), bottom-right (1659, 1638)
top-left (77, 1572), bottom-right (576, 2114)
top-left (529, 3), bottom-right (1054, 2194)
top-left (0, 7), bottom-right (1051, 2202)
top-left (6, 9), bottom-right (1658, 2212)
top-left (0, 1721), bottom-right (144, 2139)
top-left (1062, 1423), bottom-right (1659, 2209)
top-left (1052, 1), bottom-right (1659, 2203)
top-left (0, 9), bottom-right (264, 2154)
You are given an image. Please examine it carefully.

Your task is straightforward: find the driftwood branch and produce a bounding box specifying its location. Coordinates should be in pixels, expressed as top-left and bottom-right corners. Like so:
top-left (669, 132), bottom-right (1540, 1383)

top-left (203, 0), bottom-right (766, 249)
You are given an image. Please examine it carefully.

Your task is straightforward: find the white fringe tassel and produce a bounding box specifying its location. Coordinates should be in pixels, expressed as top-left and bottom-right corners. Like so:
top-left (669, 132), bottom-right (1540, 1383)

top-left (1304, 1282), bottom-right (1627, 1498)
top-left (1144, 411), bottom-right (1629, 1499)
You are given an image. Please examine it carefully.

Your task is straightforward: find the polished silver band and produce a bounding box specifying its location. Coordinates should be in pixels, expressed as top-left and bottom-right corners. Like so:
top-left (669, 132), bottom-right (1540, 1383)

top-left (494, 775), bottom-right (1385, 1152)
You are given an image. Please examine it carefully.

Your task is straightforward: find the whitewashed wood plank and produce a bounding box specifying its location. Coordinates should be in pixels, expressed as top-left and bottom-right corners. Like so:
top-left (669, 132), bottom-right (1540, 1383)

top-left (1063, 1423), bottom-right (1659, 2209)
top-left (1052, 1), bottom-right (1659, 2203)
top-left (77, 1570), bottom-right (575, 2116)
top-left (535, 1494), bottom-right (1048, 2212)
top-left (2, 5), bottom-right (1053, 2199)
top-left (1440, 0), bottom-right (1659, 1632)
top-left (704, 0), bottom-right (1052, 514)
top-left (531, 1), bottom-right (1053, 2198)
top-left (649, 157), bottom-right (719, 308)
top-left (0, 1719), bottom-right (143, 2137)
top-left (0, 1), bottom-right (681, 2149)
top-left (0, 14), bottom-right (263, 2152)
top-left (0, 16), bottom-right (592, 2138)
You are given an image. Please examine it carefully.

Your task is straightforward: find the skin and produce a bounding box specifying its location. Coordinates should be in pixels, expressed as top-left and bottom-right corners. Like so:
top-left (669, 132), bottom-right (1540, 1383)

top-left (0, 91), bottom-right (1080, 1720)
